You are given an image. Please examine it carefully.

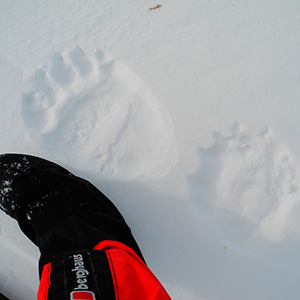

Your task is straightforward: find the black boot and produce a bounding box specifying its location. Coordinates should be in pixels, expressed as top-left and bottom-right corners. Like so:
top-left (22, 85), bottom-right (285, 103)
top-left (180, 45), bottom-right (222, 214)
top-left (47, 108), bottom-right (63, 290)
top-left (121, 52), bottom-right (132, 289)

top-left (0, 153), bottom-right (144, 273)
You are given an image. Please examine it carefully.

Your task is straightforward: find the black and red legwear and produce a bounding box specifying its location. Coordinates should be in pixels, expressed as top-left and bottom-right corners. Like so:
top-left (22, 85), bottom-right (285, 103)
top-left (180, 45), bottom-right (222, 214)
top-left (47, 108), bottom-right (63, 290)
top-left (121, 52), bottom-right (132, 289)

top-left (0, 154), bottom-right (171, 300)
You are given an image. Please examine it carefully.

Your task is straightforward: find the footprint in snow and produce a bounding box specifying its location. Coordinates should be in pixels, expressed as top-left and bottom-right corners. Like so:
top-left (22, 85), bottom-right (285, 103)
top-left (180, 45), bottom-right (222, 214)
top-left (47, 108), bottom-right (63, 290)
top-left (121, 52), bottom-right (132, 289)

top-left (188, 123), bottom-right (300, 243)
top-left (22, 47), bottom-right (177, 179)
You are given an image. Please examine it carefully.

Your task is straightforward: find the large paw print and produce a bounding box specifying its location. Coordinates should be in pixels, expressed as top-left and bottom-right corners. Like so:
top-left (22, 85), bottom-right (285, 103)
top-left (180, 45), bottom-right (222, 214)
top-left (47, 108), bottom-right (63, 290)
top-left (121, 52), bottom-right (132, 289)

top-left (188, 123), bottom-right (300, 243)
top-left (22, 47), bottom-right (177, 179)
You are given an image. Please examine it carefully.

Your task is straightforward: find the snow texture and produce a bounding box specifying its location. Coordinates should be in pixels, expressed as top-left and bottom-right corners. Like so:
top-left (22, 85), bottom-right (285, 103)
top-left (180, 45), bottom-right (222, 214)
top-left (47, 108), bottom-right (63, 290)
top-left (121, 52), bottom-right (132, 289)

top-left (22, 47), bottom-right (177, 179)
top-left (1, 1), bottom-right (300, 299)
top-left (189, 123), bottom-right (300, 243)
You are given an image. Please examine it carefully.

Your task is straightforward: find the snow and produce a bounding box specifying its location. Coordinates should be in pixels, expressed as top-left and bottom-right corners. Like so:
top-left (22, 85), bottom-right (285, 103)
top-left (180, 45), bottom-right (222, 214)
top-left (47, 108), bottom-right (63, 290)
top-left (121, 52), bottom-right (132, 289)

top-left (22, 47), bottom-right (177, 178)
top-left (1, 0), bottom-right (300, 299)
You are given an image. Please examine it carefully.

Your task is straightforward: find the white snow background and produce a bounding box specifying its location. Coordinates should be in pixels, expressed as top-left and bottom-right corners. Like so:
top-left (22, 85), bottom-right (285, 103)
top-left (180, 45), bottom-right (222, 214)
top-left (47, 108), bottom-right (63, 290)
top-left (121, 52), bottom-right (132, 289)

top-left (1, 1), bottom-right (300, 299)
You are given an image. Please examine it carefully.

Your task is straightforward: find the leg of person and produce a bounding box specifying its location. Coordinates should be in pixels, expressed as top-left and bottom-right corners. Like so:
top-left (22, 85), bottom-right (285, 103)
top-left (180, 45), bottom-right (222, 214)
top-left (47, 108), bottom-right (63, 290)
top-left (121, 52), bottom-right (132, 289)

top-left (0, 154), bottom-right (171, 300)
top-left (0, 153), bottom-right (144, 272)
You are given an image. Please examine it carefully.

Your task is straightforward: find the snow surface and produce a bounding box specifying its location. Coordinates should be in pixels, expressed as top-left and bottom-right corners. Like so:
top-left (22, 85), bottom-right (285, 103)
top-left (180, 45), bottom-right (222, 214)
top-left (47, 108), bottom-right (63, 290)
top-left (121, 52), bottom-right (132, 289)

top-left (1, 1), bottom-right (300, 299)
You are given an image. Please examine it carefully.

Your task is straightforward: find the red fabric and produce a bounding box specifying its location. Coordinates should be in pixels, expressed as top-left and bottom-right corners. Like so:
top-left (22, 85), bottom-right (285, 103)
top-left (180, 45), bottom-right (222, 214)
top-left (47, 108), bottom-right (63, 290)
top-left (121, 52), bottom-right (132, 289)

top-left (71, 291), bottom-right (96, 300)
top-left (94, 240), bottom-right (171, 300)
top-left (37, 241), bottom-right (171, 300)
top-left (38, 262), bottom-right (52, 300)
